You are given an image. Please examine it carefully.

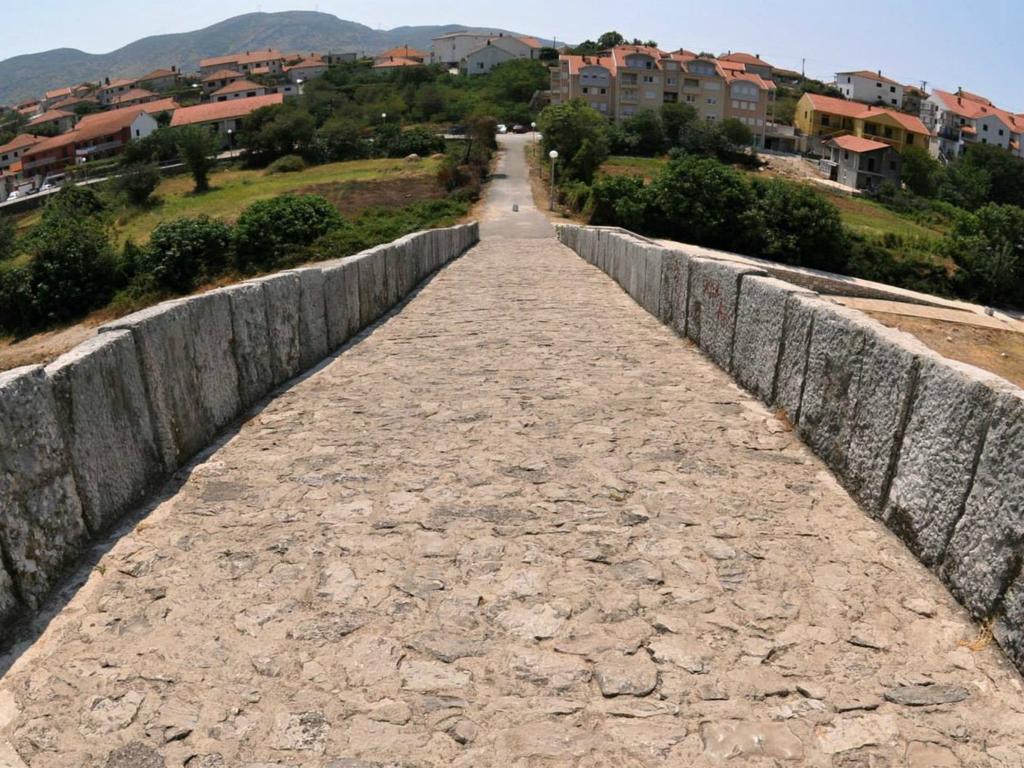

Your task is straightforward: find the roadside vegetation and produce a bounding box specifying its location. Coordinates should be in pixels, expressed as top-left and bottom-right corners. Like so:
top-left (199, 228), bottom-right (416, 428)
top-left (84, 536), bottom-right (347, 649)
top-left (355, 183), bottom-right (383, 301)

top-left (540, 99), bottom-right (1024, 308)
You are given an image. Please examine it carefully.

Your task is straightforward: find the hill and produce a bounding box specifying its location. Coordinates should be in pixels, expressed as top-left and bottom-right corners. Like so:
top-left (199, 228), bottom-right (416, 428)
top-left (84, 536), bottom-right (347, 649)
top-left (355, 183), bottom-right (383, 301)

top-left (0, 11), bottom-right (541, 105)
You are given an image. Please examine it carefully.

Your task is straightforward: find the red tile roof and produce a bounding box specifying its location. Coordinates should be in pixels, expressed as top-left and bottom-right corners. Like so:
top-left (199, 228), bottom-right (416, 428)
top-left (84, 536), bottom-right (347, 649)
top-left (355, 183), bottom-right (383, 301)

top-left (373, 57), bottom-right (425, 69)
top-left (49, 95), bottom-right (98, 111)
top-left (24, 109), bottom-right (152, 157)
top-left (45, 86), bottom-right (73, 100)
top-left (202, 69), bottom-right (245, 82)
top-left (0, 134), bottom-right (42, 155)
top-left (719, 51), bottom-right (773, 68)
top-left (200, 50), bottom-right (285, 68)
top-left (932, 89), bottom-right (1021, 132)
top-left (561, 54), bottom-right (617, 77)
top-left (378, 46), bottom-right (427, 60)
top-left (100, 78), bottom-right (138, 91)
top-left (804, 93), bottom-right (929, 135)
top-left (211, 79), bottom-right (265, 96)
top-left (169, 93), bottom-right (283, 127)
top-left (135, 97), bottom-right (180, 114)
top-left (829, 134), bottom-right (891, 153)
top-left (27, 109), bottom-right (74, 125)
top-left (137, 68), bottom-right (177, 82)
top-left (836, 70), bottom-right (902, 87)
top-left (285, 59), bottom-right (328, 72)
top-left (517, 36), bottom-right (542, 49)
top-left (109, 88), bottom-right (158, 106)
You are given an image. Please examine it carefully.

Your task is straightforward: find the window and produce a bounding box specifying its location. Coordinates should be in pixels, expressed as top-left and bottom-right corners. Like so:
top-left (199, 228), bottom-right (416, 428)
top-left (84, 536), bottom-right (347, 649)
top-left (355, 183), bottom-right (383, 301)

top-left (685, 94), bottom-right (696, 103)
top-left (821, 115), bottom-right (830, 127)
top-left (890, 86), bottom-right (896, 93)
top-left (843, 151), bottom-right (849, 160)
top-left (884, 127), bottom-right (893, 138)
top-left (706, 97), bottom-right (716, 104)
top-left (867, 158), bottom-right (876, 172)
top-left (891, 99), bottom-right (897, 105)
top-left (890, 161), bottom-right (897, 170)
top-left (983, 124), bottom-right (988, 132)
top-left (999, 128), bottom-right (1005, 136)
top-left (666, 77), bottom-right (676, 85)
top-left (876, 82), bottom-right (882, 88)
top-left (907, 134), bottom-right (914, 145)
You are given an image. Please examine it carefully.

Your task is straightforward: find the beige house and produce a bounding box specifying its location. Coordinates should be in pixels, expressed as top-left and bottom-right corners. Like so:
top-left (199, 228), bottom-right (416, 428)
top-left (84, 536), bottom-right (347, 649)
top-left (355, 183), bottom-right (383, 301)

top-left (550, 45), bottom-right (773, 140)
top-left (27, 109), bottom-right (77, 135)
top-left (286, 59), bottom-right (329, 84)
top-left (202, 69), bottom-right (246, 96)
top-left (463, 35), bottom-right (540, 75)
top-left (199, 50), bottom-right (286, 76)
top-left (170, 93), bottom-right (284, 148)
top-left (212, 80), bottom-right (267, 102)
top-left (97, 78), bottom-right (139, 106)
top-left (137, 68), bottom-right (180, 92)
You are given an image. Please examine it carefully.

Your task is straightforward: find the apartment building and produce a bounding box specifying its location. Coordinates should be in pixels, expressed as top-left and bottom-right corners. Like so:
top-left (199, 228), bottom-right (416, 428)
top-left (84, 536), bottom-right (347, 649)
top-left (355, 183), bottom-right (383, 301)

top-left (20, 109), bottom-right (158, 178)
top-left (794, 92), bottom-right (929, 153)
top-left (549, 46), bottom-right (773, 141)
top-left (835, 70), bottom-right (904, 109)
top-left (922, 89), bottom-right (1024, 161)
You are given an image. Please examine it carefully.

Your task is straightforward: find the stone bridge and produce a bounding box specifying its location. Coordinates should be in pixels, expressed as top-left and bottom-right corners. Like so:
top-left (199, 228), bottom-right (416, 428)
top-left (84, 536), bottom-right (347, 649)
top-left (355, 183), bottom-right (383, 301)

top-left (0, 134), bottom-right (1022, 767)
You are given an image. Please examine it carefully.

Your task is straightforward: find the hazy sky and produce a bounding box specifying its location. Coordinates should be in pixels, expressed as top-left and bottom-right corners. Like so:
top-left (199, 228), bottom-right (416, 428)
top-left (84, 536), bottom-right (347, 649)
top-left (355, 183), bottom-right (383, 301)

top-left (2, 0), bottom-right (1021, 110)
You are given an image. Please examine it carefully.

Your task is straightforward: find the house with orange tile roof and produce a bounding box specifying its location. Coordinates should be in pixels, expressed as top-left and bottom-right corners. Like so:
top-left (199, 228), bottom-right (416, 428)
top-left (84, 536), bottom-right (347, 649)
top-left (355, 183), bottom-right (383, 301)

top-left (97, 78), bottom-right (140, 106)
top-left (109, 88), bottom-right (161, 109)
top-left (20, 109), bottom-right (158, 178)
top-left (718, 52), bottom-right (773, 81)
top-left (923, 88), bottom-right (1024, 160)
top-left (136, 67), bottom-right (181, 92)
top-left (170, 93), bottom-right (284, 148)
top-left (835, 70), bottom-right (905, 109)
top-left (27, 109), bottom-right (77, 135)
top-left (199, 50), bottom-right (286, 77)
top-left (824, 134), bottom-right (902, 191)
top-left (211, 80), bottom-right (268, 102)
top-left (285, 59), bottom-right (328, 84)
top-left (794, 92), bottom-right (929, 153)
top-left (202, 69), bottom-right (246, 96)
top-left (373, 56), bottom-right (425, 70)
top-left (0, 134), bottom-right (42, 174)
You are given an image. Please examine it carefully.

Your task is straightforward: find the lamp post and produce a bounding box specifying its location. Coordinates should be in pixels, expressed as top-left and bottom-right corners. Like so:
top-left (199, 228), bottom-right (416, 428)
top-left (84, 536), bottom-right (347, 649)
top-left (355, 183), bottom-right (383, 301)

top-left (227, 128), bottom-right (235, 151)
top-left (296, 77), bottom-right (304, 96)
top-left (548, 149), bottom-right (558, 211)
top-left (381, 112), bottom-right (387, 125)
top-left (531, 121), bottom-right (537, 161)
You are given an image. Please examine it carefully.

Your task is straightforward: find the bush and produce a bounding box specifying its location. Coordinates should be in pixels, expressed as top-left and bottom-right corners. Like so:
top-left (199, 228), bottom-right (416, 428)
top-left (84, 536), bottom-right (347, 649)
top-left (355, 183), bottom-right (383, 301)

top-left (558, 181), bottom-right (591, 214)
top-left (375, 126), bottom-right (445, 158)
top-left (240, 104), bottom-right (317, 165)
top-left (313, 117), bottom-right (366, 163)
top-left (113, 163), bottom-right (161, 205)
top-left (267, 154), bottom-right (306, 174)
top-left (0, 214), bottom-right (14, 261)
top-left (141, 216), bottom-right (232, 292)
top-left (588, 175), bottom-right (648, 229)
top-left (41, 185), bottom-right (108, 223)
top-left (900, 146), bottom-right (941, 197)
top-left (233, 194), bottom-right (343, 271)
top-left (944, 203), bottom-right (1024, 307)
top-left (121, 127), bottom-right (180, 165)
top-left (0, 265), bottom-right (35, 334)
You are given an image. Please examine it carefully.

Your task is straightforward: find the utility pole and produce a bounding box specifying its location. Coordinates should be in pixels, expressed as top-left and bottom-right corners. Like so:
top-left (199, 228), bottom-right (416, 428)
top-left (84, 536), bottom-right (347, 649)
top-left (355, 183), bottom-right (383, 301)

top-left (801, 58), bottom-right (806, 80)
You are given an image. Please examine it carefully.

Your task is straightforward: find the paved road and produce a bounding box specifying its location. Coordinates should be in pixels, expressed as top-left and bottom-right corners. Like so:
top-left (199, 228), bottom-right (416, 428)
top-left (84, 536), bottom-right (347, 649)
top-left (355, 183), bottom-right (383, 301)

top-left (1, 137), bottom-right (1023, 767)
top-left (478, 133), bottom-right (552, 240)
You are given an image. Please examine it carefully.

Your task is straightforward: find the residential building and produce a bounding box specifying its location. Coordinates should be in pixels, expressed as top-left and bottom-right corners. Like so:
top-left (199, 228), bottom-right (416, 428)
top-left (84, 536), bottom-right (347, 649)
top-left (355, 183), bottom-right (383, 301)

top-left (136, 68), bottom-right (180, 92)
top-left (373, 56), bottom-right (425, 70)
top-left (42, 86), bottom-right (74, 110)
top-left (109, 88), bottom-right (160, 109)
top-left (129, 97), bottom-right (180, 120)
top-left (15, 100), bottom-right (41, 118)
top-left (549, 46), bottom-right (773, 140)
top-left (772, 68), bottom-right (803, 86)
top-left (169, 93), bottom-right (284, 148)
top-left (718, 52), bottom-right (774, 81)
top-left (202, 69), bottom-right (246, 96)
top-left (20, 109), bottom-right (158, 177)
top-left (463, 36), bottom-right (540, 75)
top-left (835, 70), bottom-right (904, 109)
top-left (199, 50), bottom-right (286, 77)
top-left (431, 32), bottom-right (538, 69)
top-left (794, 92), bottom-right (929, 153)
top-left (286, 59), bottom-right (328, 84)
top-left (324, 52), bottom-right (358, 66)
top-left (824, 135), bottom-right (901, 191)
top-left (97, 78), bottom-right (139, 106)
top-left (212, 80), bottom-right (267, 102)
top-left (902, 85), bottom-right (926, 116)
top-left (378, 46), bottom-right (427, 64)
top-left (50, 94), bottom-right (99, 113)
top-left (0, 134), bottom-right (42, 173)
top-left (922, 88), bottom-right (1024, 161)
top-left (27, 109), bottom-right (77, 135)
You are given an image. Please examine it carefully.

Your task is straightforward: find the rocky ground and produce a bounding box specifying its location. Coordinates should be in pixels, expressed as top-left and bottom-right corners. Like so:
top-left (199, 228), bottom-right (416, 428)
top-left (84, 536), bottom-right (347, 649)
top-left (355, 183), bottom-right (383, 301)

top-left (0, 235), bottom-right (1022, 767)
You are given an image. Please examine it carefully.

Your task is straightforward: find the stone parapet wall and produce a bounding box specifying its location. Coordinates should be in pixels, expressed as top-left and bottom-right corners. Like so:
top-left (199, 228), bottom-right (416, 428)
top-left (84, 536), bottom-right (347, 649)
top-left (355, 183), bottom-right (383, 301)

top-left (0, 223), bottom-right (478, 634)
top-left (556, 223), bottom-right (1024, 673)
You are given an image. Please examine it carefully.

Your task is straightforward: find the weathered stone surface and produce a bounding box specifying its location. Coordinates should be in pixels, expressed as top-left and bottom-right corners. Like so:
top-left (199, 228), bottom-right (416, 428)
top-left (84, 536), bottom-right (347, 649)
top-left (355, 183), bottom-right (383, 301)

top-left (657, 250), bottom-right (690, 335)
top-left (943, 385), bottom-right (1024, 617)
top-left (102, 292), bottom-right (241, 470)
top-left (884, 684), bottom-right (970, 706)
top-left (593, 652), bottom-right (658, 697)
top-left (291, 266), bottom-right (329, 369)
top-left (356, 247), bottom-right (389, 328)
top-left (256, 271), bottom-right (302, 387)
top-left (700, 721), bottom-right (803, 760)
top-left (46, 331), bottom-right (162, 532)
top-left (732, 276), bottom-right (816, 403)
top-left (883, 358), bottom-right (1004, 566)
top-left (0, 365), bottom-right (88, 609)
top-left (223, 282), bottom-right (273, 408)
top-left (995, 569), bottom-right (1024, 670)
top-left (686, 258), bottom-right (766, 370)
top-left (798, 305), bottom-right (926, 512)
top-left (640, 245), bottom-right (664, 316)
top-left (383, 244), bottom-right (403, 308)
top-left (104, 741), bottom-right (164, 768)
top-left (322, 257), bottom-right (361, 350)
top-left (773, 292), bottom-right (821, 422)
top-left (625, 238), bottom-right (646, 304)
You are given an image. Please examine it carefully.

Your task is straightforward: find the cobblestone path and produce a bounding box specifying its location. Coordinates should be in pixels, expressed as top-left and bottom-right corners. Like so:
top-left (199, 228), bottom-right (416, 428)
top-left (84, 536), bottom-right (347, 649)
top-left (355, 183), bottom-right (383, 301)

top-left (1, 236), bottom-right (1023, 767)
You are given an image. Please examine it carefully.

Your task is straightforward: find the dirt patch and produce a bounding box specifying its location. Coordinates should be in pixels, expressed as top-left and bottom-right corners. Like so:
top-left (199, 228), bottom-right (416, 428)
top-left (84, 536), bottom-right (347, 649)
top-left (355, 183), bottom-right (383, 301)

top-left (298, 174), bottom-right (446, 217)
top-left (0, 320), bottom-right (101, 372)
top-left (868, 311), bottom-right (1024, 389)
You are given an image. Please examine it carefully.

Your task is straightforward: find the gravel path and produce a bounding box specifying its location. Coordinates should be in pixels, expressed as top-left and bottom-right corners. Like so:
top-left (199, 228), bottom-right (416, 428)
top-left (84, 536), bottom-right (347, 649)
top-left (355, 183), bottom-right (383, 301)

top-left (1, 235), bottom-right (1023, 767)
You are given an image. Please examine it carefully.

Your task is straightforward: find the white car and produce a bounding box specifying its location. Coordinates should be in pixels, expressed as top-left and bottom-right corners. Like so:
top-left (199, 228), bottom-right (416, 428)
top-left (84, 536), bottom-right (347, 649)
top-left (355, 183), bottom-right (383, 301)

top-left (497, 124), bottom-right (508, 134)
top-left (6, 189), bottom-right (25, 201)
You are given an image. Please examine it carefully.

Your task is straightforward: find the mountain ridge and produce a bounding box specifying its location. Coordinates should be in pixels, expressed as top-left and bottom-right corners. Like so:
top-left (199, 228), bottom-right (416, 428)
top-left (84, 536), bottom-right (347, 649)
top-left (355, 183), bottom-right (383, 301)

top-left (0, 12), bottom-right (541, 105)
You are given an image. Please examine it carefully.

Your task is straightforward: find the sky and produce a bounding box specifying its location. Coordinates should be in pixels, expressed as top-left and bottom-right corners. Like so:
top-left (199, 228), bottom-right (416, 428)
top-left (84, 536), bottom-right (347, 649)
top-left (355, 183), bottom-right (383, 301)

top-left (1, 0), bottom-right (1022, 110)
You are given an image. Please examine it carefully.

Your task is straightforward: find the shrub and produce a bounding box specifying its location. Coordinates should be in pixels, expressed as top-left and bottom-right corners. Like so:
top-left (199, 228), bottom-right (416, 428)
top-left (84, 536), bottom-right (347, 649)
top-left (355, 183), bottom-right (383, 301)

top-left (233, 194), bottom-right (343, 271)
top-left (313, 117), bottom-right (366, 162)
top-left (113, 163), bottom-right (161, 205)
top-left (267, 154), bottom-right (306, 174)
top-left (42, 185), bottom-right (108, 223)
top-left (0, 214), bottom-right (14, 261)
top-left (944, 203), bottom-right (1024, 307)
top-left (558, 181), bottom-right (591, 214)
top-left (0, 265), bottom-right (35, 334)
top-left (587, 175), bottom-right (648, 229)
top-left (141, 216), bottom-right (232, 292)
top-left (240, 104), bottom-right (317, 165)
top-left (376, 126), bottom-right (445, 158)
top-left (900, 146), bottom-right (941, 197)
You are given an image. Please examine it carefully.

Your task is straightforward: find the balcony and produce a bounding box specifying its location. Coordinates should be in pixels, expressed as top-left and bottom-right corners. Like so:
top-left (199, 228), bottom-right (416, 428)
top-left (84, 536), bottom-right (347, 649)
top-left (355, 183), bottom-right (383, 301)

top-left (76, 140), bottom-right (123, 157)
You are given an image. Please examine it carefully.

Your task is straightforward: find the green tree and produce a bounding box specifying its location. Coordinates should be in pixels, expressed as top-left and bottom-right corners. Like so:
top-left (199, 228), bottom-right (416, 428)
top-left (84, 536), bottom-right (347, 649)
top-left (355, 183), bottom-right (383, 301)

top-left (959, 143), bottom-right (1024, 207)
top-left (721, 118), bottom-right (754, 149)
top-left (0, 213), bottom-right (15, 261)
top-left (487, 59), bottom-right (550, 103)
top-left (617, 110), bottom-right (666, 156)
top-left (142, 216), bottom-right (232, 292)
top-left (745, 178), bottom-right (848, 271)
top-left (175, 125), bottom-right (219, 193)
top-left (597, 31), bottom-right (625, 49)
top-left (900, 146), bottom-right (942, 197)
top-left (240, 105), bottom-right (317, 164)
top-left (939, 162), bottom-right (991, 211)
top-left (944, 203), bottom-right (1024, 306)
top-left (314, 117), bottom-right (365, 162)
top-left (660, 103), bottom-right (698, 148)
top-left (113, 163), bottom-right (161, 206)
top-left (538, 100), bottom-right (610, 183)
top-left (233, 194), bottom-right (343, 271)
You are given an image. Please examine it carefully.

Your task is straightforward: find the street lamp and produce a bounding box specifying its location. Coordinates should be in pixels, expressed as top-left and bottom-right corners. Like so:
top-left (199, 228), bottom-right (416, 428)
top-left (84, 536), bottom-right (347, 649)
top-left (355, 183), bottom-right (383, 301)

top-left (381, 112), bottom-right (387, 124)
top-left (227, 128), bottom-right (235, 150)
top-left (531, 121), bottom-right (537, 160)
top-left (548, 149), bottom-right (558, 211)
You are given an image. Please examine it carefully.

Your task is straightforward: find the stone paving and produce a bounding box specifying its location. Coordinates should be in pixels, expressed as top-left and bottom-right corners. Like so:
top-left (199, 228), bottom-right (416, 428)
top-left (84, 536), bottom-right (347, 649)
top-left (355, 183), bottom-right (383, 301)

top-left (2, 137), bottom-right (1024, 766)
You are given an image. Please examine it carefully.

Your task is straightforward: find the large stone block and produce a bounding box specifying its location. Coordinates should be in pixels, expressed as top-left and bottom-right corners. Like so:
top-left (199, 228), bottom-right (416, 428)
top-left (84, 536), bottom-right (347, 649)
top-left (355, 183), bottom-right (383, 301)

top-left (773, 292), bottom-right (822, 423)
top-left (686, 258), bottom-right (766, 370)
top-left (355, 250), bottom-right (384, 328)
top-left (257, 272), bottom-right (302, 386)
top-left (101, 292), bottom-right (241, 470)
top-left (47, 331), bottom-right (163, 532)
top-left (732, 276), bottom-right (817, 404)
top-left (657, 250), bottom-right (690, 336)
top-left (625, 239), bottom-right (646, 304)
top-left (943, 385), bottom-right (1024, 617)
top-left (291, 267), bottom-right (329, 370)
top-left (883, 358), bottom-right (1006, 567)
top-left (640, 246), bottom-right (664, 316)
top-left (797, 306), bottom-right (925, 513)
top-left (383, 244), bottom-right (403, 308)
top-left (995, 568), bottom-right (1024, 671)
top-left (321, 258), bottom-right (361, 349)
top-left (223, 282), bottom-right (273, 408)
top-left (0, 365), bottom-right (89, 609)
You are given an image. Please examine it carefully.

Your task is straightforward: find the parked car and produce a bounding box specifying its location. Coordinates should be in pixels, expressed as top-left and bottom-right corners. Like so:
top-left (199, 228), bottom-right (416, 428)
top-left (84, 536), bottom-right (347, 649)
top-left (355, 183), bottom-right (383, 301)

top-left (448, 125), bottom-right (466, 135)
top-left (496, 124), bottom-right (508, 134)
top-left (6, 188), bottom-right (28, 201)
top-left (512, 124), bottom-right (528, 134)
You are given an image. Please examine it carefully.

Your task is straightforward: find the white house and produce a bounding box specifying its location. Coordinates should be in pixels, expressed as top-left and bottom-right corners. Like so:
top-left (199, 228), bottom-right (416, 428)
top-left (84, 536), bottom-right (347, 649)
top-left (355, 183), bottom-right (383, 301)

top-left (286, 59), bottom-right (328, 84)
top-left (432, 32), bottom-right (538, 69)
top-left (211, 80), bottom-right (267, 102)
top-left (463, 36), bottom-right (538, 75)
top-left (923, 89), bottom-right (1024, 161)
top-left (835, 70), bottom-right (904, 109)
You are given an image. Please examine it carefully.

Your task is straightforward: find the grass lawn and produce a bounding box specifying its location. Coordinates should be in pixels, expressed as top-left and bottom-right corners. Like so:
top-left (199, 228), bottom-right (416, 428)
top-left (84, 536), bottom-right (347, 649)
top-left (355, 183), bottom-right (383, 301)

top-left (822, 192), bottom-right (947, 242)
top-left (599, 155), bottom-right (669, 180)
top-left (116, 157), bottom-right (439, 244)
